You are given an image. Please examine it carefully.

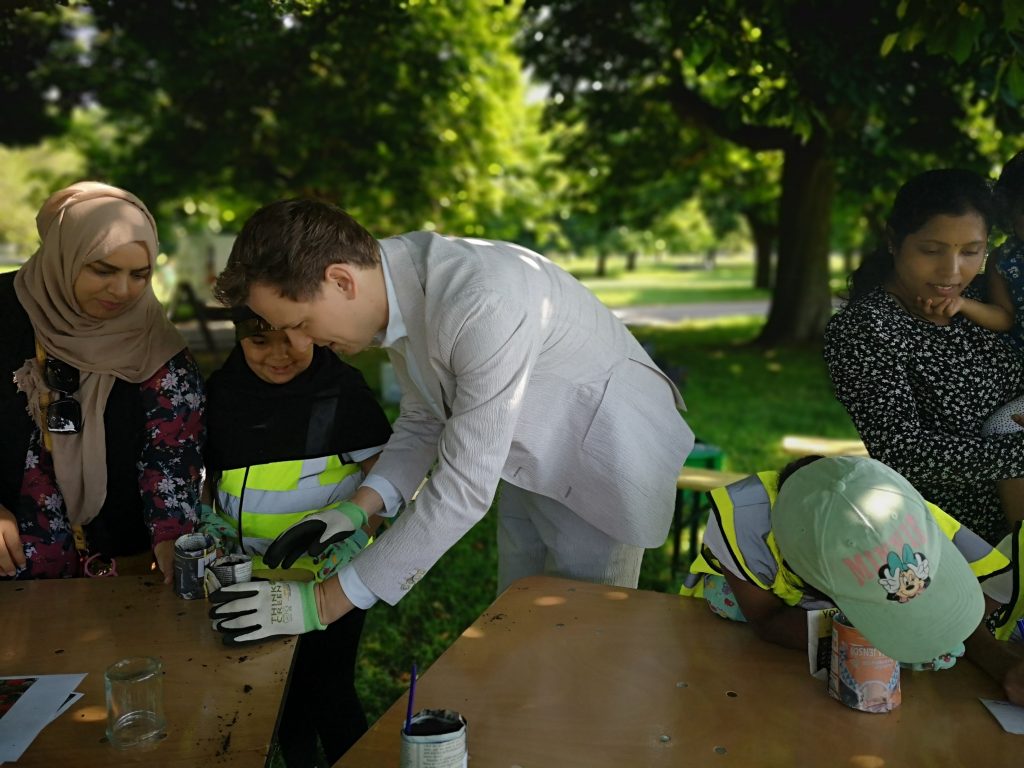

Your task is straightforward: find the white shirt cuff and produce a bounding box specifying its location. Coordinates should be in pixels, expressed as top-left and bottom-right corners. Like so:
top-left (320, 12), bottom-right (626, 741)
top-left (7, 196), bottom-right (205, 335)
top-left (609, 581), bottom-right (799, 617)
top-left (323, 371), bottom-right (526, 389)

top-left (346, 444), bottom-right (386, 463)
top-left (361, 474), bottom-right (404, 518)
top-left (338, 565), bottom-right (379, 610)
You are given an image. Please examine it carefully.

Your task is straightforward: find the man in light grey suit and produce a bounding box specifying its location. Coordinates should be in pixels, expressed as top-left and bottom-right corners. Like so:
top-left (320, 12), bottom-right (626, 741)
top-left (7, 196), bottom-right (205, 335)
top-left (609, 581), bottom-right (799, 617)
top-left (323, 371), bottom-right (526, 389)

top-left (208, 200), bottom-right (694, 644)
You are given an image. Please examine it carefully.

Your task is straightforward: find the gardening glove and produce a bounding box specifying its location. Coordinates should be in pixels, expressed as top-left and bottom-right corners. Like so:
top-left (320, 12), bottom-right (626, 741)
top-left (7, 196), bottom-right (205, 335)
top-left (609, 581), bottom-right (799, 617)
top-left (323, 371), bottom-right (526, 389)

top-left (314, 528), bottom-right (370, 581)
top-left (263, 501), bottom-right (368, 570)
top-left (209, 580), bottom-right (325, 645)
top-left (900, 642), bottom-right (965, 671)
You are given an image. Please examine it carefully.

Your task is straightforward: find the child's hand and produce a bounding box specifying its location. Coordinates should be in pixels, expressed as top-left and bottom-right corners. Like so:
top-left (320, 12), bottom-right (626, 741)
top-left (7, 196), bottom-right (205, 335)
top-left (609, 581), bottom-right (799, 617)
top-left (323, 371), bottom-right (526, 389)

top-left (916, 296), bottom-right (963, 318)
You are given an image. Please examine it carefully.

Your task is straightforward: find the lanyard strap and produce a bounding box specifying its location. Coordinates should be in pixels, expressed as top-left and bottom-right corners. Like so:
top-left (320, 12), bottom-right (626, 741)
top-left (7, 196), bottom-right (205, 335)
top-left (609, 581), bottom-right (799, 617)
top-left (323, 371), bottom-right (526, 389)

top-left (33, 340), bottom-right (55, 454)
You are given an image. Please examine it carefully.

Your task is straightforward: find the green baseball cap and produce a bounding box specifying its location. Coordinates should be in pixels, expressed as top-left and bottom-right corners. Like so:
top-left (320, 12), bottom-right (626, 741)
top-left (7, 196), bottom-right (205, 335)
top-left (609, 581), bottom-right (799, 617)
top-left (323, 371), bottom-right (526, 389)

top-left (772, 456), bottom-right (983, 663)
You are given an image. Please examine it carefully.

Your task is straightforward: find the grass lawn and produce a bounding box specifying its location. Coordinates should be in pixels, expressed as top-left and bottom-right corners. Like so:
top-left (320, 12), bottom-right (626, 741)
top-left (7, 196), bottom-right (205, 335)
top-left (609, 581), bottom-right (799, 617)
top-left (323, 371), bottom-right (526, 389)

top-left (189, 251), bottom-right (863, 732)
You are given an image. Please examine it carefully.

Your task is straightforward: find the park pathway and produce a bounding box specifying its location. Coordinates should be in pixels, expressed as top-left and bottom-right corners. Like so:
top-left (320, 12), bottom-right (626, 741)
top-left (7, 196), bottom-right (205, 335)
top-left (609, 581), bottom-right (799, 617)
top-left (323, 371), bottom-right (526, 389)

top-left (177, 299), bottom-right (774, 351)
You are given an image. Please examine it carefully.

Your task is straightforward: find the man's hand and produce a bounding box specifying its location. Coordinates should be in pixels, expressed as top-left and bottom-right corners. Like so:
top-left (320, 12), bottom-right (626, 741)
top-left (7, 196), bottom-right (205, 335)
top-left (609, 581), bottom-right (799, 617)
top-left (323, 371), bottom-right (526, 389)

top-left (263, 501), bottom-right (368, 570)
top-left (209, 580), bottom-right (325, 645)
top-left (154, 540), bottom-right (174, 585)
top-left (0, 504), bottom-right (26, 577)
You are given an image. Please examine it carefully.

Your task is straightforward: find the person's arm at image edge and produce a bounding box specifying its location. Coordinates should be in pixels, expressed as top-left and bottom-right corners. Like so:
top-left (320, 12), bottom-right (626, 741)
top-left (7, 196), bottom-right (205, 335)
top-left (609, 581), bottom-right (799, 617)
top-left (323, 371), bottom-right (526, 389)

top-left (0, 503), bottom-right (26, 577)
top-left (963, 596), bottom-right (1024, 706)
top-left (722, 569), bottom-right (808, 650)
top-left (957, 269), bottom-right (1015, 331)
top-left (138, 353), bottom-right (206, 583)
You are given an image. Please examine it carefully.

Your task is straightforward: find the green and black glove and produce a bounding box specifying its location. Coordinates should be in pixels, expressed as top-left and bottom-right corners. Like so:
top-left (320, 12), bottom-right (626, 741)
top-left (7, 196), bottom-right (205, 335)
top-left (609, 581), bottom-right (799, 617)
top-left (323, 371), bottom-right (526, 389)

top-left (209, 580), bottom-right (325, 645)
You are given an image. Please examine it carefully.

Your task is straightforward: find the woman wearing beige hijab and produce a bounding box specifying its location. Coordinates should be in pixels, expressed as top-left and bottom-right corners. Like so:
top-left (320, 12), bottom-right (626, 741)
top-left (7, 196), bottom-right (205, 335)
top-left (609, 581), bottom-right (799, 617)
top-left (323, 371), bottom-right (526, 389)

top-left (0, 181), bottom-right (205, 582)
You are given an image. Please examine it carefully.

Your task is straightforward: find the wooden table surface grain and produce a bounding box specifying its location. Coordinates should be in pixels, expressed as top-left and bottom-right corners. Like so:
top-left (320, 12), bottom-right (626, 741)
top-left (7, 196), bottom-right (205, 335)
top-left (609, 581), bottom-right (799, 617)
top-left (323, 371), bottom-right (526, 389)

top-left (1, 575), bottom-right (296, 767)
top-left (337, 575), bottom-right (1018, 768)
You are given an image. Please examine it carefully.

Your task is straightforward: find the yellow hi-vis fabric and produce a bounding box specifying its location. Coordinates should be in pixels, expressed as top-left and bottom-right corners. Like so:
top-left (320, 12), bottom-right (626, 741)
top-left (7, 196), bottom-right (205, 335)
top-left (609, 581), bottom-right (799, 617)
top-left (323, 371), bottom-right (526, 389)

top-left (994, 522), bottom-right (1024, 642)
top-left (215, 456), bottom-right (362, 578)
top-left (679, 471), bottom-right (1008, 612)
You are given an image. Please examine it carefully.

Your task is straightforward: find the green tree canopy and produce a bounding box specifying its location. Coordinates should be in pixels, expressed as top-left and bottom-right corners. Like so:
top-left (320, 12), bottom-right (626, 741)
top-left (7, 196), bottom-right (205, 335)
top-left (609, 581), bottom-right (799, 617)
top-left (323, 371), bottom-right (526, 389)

top-left (521, 0), bottom-right (1024, 344)
top-left (5, 0), bottom-right (563, 244)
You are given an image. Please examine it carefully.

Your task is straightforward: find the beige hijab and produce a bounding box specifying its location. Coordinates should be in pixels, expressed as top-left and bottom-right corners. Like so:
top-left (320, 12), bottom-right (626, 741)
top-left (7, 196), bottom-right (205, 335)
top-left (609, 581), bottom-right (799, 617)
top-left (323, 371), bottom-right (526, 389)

top-left (13, 181), bottom-right (185, 526)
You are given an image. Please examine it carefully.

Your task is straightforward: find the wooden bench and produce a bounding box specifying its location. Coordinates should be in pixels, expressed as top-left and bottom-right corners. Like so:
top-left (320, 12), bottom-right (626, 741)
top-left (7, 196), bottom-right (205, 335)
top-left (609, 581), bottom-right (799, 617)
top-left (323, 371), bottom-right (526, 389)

top-left (780, 434), bottom-right (868, 457)
top-left (672, 466), bottom-right (747, 577)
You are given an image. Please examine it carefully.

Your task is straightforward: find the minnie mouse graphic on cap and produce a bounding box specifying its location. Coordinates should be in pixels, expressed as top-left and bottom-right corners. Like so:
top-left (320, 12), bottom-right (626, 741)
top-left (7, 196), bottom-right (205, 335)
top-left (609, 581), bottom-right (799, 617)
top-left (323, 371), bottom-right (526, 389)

top-left (877, 543), bottom-right (931, 603)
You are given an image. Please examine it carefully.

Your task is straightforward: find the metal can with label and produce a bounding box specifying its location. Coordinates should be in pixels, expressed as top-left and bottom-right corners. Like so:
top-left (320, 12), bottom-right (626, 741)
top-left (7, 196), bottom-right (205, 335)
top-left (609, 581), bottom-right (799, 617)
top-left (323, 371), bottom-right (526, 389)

top-left (828, 612), bottom-right (901, 713)
top-left (173, 532), bottom-right (216, 600)
top-left (399, 709), bottom-right (468, 768)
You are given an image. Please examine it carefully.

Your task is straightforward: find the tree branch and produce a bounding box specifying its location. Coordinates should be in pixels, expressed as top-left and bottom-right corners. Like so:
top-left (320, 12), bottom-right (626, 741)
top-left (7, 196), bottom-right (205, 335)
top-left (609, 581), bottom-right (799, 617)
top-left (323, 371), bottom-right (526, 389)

top-left (662, 70), bottom-right (796, 151)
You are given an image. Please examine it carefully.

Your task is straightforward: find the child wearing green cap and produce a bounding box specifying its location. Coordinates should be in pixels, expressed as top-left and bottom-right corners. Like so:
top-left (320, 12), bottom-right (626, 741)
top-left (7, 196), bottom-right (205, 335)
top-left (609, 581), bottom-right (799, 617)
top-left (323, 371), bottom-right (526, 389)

top-left (680, 456), bottom-right (1024, 705)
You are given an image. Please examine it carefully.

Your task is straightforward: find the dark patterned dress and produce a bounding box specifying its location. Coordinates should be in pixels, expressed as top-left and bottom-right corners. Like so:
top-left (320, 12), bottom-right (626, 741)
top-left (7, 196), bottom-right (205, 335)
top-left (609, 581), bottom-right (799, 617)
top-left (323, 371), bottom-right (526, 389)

top-left (824, 285), bottom-right (1024, 543)
top-left (993, 235), bottom-right (1024, 352)
top-left (9, 350), bottom-right (205, 579)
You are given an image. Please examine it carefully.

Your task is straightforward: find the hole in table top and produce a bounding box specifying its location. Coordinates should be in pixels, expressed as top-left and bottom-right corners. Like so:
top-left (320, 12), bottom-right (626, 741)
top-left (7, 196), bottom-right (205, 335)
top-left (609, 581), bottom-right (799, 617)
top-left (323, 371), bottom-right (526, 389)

top-left (726, 690), bottom-right (738, 697)
top-left (714, 746), bottom-right (728, 755)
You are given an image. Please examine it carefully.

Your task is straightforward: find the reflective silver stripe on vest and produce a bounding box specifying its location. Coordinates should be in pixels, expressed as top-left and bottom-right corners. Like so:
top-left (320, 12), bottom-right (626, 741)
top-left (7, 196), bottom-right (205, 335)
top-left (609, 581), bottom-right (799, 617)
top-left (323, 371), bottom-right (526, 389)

top-left (296, 457), bottom-right (329, 490)
top-left (724, 475), bottom-right (779, 588)
top-left (241, 535), bottom-right (270, 555)
top-left (950, 523), bottom-right (996, 564)
top-left (217, 471), bottom-right (362, 520)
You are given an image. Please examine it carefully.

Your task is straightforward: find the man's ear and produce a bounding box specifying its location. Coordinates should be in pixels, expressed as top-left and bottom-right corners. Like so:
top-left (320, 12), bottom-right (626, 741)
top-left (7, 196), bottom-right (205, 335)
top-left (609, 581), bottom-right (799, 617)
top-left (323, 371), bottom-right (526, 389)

top-left (324, 263), bottom-right (356, 297)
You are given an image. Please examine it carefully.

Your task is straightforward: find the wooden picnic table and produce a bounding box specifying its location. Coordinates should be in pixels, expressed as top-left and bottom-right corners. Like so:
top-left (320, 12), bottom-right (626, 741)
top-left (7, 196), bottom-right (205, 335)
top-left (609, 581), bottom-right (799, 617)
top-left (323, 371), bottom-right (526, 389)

top-left (337, 575), bottom-right (1019, 768)
top-left (0, 575), bottom-right (297, 767)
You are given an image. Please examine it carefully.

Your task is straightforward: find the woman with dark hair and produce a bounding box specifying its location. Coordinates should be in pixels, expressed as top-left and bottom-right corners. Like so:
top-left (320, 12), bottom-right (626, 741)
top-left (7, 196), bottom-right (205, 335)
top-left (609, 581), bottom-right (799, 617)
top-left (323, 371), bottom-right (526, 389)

top-left (0, 182), bottom-right (204, 581)
top-left (824, 169), bottom-right (1024, 543)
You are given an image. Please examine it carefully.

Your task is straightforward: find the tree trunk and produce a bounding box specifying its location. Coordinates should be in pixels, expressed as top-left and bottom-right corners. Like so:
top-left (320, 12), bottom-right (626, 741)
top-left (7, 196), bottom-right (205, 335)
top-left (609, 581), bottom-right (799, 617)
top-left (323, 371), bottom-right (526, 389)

top-left (745, 209), bottom-right (776, 290)
top-left (757, 135), bottom-right (836, 345)
top-left (596, 250), bottom-right (608, 277)
top-left (626, 251), bottom-right (638, 271)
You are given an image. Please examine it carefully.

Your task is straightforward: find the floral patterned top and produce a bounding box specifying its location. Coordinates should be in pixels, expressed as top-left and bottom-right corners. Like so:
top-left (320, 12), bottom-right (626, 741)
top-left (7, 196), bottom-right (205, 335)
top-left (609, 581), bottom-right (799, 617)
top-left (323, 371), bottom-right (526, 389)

top-left (993, 234), bottom-right (1024, 352)
top-left (10, 350), bottom-right (205, 579)
top-left (824, 286), bottom-right (1024, 544)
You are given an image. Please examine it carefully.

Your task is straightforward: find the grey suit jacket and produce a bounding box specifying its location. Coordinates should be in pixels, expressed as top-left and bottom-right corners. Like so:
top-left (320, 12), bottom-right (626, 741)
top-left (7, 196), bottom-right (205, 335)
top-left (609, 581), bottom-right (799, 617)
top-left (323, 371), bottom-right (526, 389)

top-left (353, 232), bottom-right (694, 603)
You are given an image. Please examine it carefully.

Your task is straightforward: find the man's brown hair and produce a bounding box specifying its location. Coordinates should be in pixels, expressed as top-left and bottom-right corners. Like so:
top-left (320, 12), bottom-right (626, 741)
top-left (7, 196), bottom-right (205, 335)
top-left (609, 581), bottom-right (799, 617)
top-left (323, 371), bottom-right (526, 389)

top-left (215, 199), bottom-right (380, 305)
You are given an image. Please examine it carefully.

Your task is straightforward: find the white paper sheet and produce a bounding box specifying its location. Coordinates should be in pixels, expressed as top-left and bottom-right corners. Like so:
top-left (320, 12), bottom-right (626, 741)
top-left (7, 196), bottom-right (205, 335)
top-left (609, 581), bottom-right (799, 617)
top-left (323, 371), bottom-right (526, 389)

top-left (980, 697), bottom-right (1024, 734)
top-left (0, 674), bottom-right (87, 761)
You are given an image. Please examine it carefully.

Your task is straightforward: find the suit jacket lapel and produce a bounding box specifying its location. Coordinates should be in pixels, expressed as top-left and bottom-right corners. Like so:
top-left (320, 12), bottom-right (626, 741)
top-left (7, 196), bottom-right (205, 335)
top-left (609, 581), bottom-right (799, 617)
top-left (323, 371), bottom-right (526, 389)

top-left (381, 237), bottom-right (448, 418)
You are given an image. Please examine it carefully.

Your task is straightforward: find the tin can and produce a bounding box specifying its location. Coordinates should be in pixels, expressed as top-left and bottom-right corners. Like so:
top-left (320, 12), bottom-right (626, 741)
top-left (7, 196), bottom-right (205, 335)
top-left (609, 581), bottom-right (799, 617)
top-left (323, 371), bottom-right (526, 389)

top-left (173, 532), bottom-right (216, 600)
top-left (211, 554), bottom-right (253, 587)
top-left (828, 613), bottom-right (901, 713)
top-left (400, 709), bottom-right (468, 768)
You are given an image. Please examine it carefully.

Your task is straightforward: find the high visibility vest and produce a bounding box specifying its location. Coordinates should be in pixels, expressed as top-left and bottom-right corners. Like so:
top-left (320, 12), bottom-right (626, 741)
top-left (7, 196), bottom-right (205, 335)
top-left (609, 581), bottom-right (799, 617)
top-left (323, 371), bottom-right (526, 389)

top-left (993, 522), bottom-right (1024, 642)
top-left (214, 455), bottom-right (363, 576)
top-left (680, 472), bottom-right (1008, 612)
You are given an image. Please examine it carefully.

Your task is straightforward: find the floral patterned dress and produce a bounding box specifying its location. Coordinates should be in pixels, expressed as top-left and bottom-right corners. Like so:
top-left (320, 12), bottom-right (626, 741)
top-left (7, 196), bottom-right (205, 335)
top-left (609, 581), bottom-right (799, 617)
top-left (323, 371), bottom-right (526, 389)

top-left (11, 350), bottom-right (205, 579)
top-left (993, 235), bottom-right (1024, 353)
top-left (824, 286), bottom-right (1024, 544)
